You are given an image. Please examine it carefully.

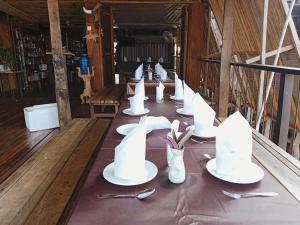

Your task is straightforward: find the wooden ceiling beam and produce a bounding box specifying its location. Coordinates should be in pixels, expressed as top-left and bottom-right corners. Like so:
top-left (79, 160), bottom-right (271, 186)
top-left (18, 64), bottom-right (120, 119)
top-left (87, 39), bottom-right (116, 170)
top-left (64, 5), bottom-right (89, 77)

top-left (88, 0), bottom-right (200, 4)
top-left (0, 0), bottom-right (36, 22)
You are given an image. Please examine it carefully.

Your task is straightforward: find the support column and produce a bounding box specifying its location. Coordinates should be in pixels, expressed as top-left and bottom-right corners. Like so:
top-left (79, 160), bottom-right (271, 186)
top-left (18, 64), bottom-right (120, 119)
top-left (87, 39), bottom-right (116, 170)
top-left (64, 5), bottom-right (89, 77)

top-left (85, 3), bottom-right (104, 92)
top-left (47, 0), bottom-right (71, 127)
top-left (218, 0), bottom-right (234, 118)
top-left (184, 3), bottom-right (206, 90)
top-left (182, 6), bottom-right (189, 80)
top-left (275, 73), bottom-right (294, 150)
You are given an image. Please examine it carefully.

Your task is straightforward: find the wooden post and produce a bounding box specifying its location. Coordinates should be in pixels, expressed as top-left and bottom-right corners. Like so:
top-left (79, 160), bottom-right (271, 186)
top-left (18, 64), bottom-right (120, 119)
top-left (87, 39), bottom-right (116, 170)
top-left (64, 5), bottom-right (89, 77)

top-left (182, 6), bottom-right (189, 80)
top-left (263, 116), bottom-right (272, 139)
top-left (47, 0), bottom-right (71, 127)
top-left (275, 73), bottom-right (294, 150)
top-left (218, 0), bottom-right (234, 118)
top-left (292, 132), bottom-right (300, 160)
top-left (204, 9), bottom-right (211, 95)
top-left (184, 3), bottom-right (206, 90)
top-left (109, 7), bottom-right (115, 82)
top-left (85, 3), bottom-right (104, 92)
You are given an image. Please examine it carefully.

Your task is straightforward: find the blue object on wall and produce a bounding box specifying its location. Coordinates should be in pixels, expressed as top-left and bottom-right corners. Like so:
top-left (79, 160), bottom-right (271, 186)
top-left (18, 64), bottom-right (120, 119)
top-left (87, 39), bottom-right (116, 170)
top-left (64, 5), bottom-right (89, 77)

top-left (79, 54), bottom-right (90, 74)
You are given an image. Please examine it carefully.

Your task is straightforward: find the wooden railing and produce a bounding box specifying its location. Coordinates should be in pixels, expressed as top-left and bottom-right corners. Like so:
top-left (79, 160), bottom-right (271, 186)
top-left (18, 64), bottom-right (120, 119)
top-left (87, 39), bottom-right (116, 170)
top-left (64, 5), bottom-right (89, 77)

top-left (198, 59), bottom-right (300, 160)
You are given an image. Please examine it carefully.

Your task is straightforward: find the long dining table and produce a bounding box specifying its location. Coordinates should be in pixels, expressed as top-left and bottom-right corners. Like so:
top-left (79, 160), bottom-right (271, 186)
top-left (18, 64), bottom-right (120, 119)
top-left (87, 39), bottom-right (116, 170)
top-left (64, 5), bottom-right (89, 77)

top-left (67, 95), bottom-right (300, 225)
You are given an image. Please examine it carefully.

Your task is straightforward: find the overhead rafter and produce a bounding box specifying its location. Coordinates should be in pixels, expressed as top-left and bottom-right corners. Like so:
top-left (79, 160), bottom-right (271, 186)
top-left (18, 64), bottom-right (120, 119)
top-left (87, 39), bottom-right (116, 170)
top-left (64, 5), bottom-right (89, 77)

top-left (0, 0), bottom-right (35, 22)
top-left (88, 0), bottom-right (200, 4)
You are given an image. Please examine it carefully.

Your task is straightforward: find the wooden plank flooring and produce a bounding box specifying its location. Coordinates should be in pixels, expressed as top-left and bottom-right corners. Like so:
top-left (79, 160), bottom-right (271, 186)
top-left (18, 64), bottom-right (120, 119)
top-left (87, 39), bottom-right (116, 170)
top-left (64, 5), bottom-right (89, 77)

top-left (0, 96), bottom-right (56, 183)
top-left (0, 91), bottom-right (91, 183)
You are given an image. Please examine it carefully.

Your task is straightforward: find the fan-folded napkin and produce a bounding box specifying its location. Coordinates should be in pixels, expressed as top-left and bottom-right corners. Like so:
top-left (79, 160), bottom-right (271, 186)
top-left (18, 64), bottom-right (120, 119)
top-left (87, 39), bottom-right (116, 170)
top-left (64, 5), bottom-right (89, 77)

top-left (183, 82), bottom-right (195, 114)
top-left (129, 94), bottom-right (144, 114)
top-left (114, 119), bottom-right (147, 180)
top-left (135, 78), bottom-right (146, 100)
top-left (174, 74), bottom-right (184, 100)
top-left (135, 63), bottom-right (143, 79)
top-left (144, 116), bottom-right (171, 131)
top-left (216, 111), bottom-right (252, 176)
top-left (192, 93), bottom-right (216, 135)
top-left (155, 63), bottom-right (168, 80)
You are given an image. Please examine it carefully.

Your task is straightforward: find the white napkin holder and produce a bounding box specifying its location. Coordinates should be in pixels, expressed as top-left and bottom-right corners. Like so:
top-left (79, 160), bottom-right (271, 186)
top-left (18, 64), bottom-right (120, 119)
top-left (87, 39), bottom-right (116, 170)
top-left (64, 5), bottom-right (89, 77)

top-left (156, 82), bottom-right (165, 101)
top-left (148, 71), bottom-right (153, 80)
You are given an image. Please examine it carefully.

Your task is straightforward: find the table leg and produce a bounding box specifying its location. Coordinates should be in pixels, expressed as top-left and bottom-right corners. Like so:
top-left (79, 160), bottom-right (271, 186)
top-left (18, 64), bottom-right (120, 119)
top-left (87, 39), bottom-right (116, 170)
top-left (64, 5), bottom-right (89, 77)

top-left (90, 104), bottom-right (95, 118)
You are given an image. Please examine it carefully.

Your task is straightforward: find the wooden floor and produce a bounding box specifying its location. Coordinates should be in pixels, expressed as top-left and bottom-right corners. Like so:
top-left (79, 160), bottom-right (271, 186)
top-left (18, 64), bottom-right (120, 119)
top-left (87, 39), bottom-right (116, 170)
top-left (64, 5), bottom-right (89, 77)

top-left (0, 90), bottom-right (91, 183)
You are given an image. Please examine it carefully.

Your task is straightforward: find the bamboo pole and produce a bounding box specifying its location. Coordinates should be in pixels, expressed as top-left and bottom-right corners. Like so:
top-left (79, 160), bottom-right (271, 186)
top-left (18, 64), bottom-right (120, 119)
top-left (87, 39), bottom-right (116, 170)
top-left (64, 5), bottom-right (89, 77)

top-left (255, 0), bottom-right (296, 130)
top-left (256, 0), bottom-right (269, 130)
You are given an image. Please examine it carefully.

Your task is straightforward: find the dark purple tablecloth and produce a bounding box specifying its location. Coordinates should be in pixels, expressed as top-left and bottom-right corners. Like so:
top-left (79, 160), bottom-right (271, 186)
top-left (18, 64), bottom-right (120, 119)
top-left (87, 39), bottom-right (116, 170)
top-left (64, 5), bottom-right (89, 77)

top-left (67, 97), bottom-right (300, 225)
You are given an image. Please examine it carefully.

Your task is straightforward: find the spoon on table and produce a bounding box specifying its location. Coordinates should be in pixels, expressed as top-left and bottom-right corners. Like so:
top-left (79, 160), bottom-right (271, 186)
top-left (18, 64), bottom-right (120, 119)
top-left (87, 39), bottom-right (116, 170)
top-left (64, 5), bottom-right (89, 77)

top-left (203, 153), bottom-right (213, 160)
top-left (97, 188), bottom-right (156, 200)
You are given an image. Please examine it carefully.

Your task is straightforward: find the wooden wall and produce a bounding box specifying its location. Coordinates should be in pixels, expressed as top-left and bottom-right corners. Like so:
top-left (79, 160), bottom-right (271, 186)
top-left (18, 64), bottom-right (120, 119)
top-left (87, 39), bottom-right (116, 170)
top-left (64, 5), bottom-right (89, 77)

top-left (0, 14), bottom-right (12, 48)
top-left (209, 0), bottom-right (293, 53)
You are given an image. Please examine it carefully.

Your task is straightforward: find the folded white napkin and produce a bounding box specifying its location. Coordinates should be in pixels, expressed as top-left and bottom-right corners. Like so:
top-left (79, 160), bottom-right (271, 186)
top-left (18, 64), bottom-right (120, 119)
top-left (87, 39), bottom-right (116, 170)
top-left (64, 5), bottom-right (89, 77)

top-left (135, 78), bottom-right (145, 100)
top-left (160, 68), bottom-right (168, 81)
top-left (174, 74), bottom-right (184, 100)
top-left (135, 63), bottom-right (143, 79)
top-left (147, 65), bottom-right (153, 80)
top-left (137, 57), bottom-right (141, 62)
top-left (147, 57), bottom-right (152, 62)
top-left (144, 116), bottom-right (170, 131)
top-left (156, 82), bottom-right (165, 101)
top-left (114, 119), bottom-right (147, 180)
top-left (155, 63), bottom-right (167, 80)
top-left (192, 93), bottom-right (216, 135)
top-left (183, 82), bottom-right (195, 114)
top-left (129, 94), bottom-right (144, 114)
top-left (155, 62), bottom-right (161, 74)
top-left (216, 112), bottom-right (252, 176)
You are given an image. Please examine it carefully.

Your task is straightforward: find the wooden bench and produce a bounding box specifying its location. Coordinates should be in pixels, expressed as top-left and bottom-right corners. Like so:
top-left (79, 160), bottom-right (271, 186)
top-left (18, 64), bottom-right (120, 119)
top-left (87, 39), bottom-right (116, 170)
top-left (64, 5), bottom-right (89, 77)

top-left (0, 118), bottom-right (111, 225)
top-left (89, 85), bottom-right (125, 118)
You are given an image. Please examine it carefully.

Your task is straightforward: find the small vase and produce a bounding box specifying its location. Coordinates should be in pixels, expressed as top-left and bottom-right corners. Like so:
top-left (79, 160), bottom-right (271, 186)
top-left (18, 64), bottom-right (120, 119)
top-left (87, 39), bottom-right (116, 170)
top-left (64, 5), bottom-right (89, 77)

top-left (168, 148), bottom-right (185, 184)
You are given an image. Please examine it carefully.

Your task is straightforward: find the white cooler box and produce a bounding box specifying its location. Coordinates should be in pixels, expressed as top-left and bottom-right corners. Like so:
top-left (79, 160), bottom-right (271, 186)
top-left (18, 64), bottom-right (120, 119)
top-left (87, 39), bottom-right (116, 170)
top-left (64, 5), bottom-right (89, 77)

top-left (24, 103), bottom-right (60, 132)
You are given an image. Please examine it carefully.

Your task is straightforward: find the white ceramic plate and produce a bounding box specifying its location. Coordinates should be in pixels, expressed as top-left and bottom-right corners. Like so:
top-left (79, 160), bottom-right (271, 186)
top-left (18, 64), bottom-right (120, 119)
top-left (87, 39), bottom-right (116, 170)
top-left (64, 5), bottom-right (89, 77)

top-left (102, 160), bottom-right (158, 186)
top-left (116, 123), bottom-right (152, 135)
top-left (170, 95), bottom-right (184, 101)
top-left (176, 108), bottom-right (193, 116)
top-left (122, 108), bottom-right (150, 116)
top-left (128, 96), bottom-right (149, 101)
top-left (206, 158), bottom-right (264, 184)
top-left (186, 125), bottom-right (217, 138)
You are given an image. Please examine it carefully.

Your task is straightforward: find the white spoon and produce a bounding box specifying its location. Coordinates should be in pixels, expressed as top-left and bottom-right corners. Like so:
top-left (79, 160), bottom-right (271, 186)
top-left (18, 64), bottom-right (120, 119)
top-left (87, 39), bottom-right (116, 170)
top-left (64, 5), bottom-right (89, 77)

top-left (97, 188), bottom-right (156, 200)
